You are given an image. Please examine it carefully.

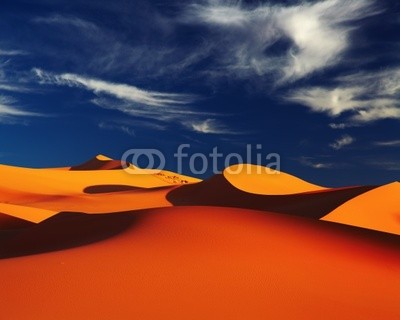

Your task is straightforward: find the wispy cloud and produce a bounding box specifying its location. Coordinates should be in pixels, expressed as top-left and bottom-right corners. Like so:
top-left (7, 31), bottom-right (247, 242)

top-left (299, 156), bottom-right (333, 169)
top-left (98, 122), bottom-right (136, 137)
top-left (0, 96), bottom-right (39, 121)
top-left (330, 134), bottom-right (355, 150)
top-left (366, 160), bottom-right (400, 171)
top-left (184, 119), bottom-right (234, 134)
top-left (0, 49), bottom-right (27, 56)
top-left (33, 68), bottom-right (196, 107)
top-left (0, 49), bottom-right (31, 93)
top-left (181, 0), bottom-right (377, 82)
top-left (98, 118), bottom-right (167, 136)
top-left (33, 15), bottom-right (98, 31)
top-left (373, 140), bottom-right (400, 147)
top-left (329, 123), bottom-right (358, 130)
top-left (286, 67), bottom-right (400, 123)
top-left (33, 68), bottom-right (232, 134)
top-left (0, 84), bottom-right (31, 93)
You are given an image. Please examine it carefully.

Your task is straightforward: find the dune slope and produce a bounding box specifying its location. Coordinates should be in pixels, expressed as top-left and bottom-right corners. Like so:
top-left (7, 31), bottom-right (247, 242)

top-left (70, 154), bottom-right (125, 171)
top-left (167, 174), bottom-right (375, 219)
top-left (322, 182), bottom-right (400, 235)
top-left (223, 164), bottom-right (327, 195)
top-left (0, 206), bottom-right (399, 319)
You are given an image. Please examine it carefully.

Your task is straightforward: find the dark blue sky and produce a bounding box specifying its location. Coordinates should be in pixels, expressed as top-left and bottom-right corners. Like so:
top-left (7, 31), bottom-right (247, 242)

top-left (0, 0), bottom-right (399, 186)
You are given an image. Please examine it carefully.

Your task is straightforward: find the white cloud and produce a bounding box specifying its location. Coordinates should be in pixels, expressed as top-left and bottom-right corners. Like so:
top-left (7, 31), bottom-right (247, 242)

top-left (351, 105), bottom-right (400, 122)
top-left (287, 87), bottom-right (365, 116)
top-left (287, 67), bottom-right (400, 123)
top-left (33, 68), bottom-right (196, 107)
top-left (33, 68), bottom-right (233, 134)
top-left (0, 49), bottom-right (27, 56)
top-left (0, 49), bottom-right (30, 93)
top-left (184, 118), bottom-right (233, 134)
top-left (330, 134), bottom-right (355, 150)
top-left (373, 140), bottom-right (400, 147)
top-left (33, 15), bottom-right (98, 31)
top-left (0, 96), bottom-right (38, 119)
top-left (300, 156), bottom-right (333, 169)
top-left (329, 123), bottom-right (358, 129)
top-left (0, 84), bottom-right (31, 93)
top-left (182, 0), bottom-right (377, 82)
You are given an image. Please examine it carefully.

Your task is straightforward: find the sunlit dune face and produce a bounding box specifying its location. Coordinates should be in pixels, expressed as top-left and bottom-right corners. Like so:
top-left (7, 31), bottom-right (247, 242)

top-left (322, 182), bottom-right (400, 235)
top-left (0, 159), bottom-right (198, 222)
top-left (0, 203), bottom-right (57, 223)
top-left (223, 164), bottom-right (327, 195)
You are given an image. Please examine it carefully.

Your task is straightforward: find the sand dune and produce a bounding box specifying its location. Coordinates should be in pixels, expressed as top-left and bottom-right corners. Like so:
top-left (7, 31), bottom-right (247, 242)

top-left (0, 206), bottom-right (399, 319)
top-left (0, 184), bottom-right (174, 222)
top-left (322, 182), bottom-right (400, 235)
top-left (70, 154), bottom-right (126, 170)
top-left (167, 174), bottom-right (375, 218)
top-left (20, 187), bottom-right (174, 217)
top-left (0, 155), bottom-right (198, 196)
top-left (224, 164), bottom-right (327, 195)
top-left (0, 157), bottom-right (399, 318)
top-left (0, 156), bottom-right (198, 222)
top-left (0, 203), bottom-right (58, 223)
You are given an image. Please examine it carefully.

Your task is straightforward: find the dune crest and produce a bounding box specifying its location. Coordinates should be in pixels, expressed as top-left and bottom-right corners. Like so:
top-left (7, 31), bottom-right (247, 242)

top-left (322, 182), bottom-right (400, 235)
top-left (0, 203), bottom-right (57, 223)
top-left (223, 164), bottom-right (327, 195)
top-left (70, 154), bottom-right (127, 171)
top-left (167, 174), bottom-right (375, 218)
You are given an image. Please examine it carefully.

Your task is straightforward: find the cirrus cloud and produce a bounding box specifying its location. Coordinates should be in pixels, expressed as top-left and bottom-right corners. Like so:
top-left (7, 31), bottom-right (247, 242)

top-left (330, 134), bottom-right (355, 150)
top-left (182, 0), bottom-right (378, 82)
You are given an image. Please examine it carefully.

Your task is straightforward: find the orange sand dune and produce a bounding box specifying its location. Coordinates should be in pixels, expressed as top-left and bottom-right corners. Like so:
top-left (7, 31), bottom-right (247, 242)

top-left (0, 206), bottom-right (399, 319)
top-left (0, 156), bottom-right (199, 196)
top-left (0, 203), bottom-right (58, 223)
top-left (322, 182), bottom-right (400, 235)
top-left (20, 187), bottom-right (174, 216)
top-left (0, 161), bottom-right (374, 222)
top-left (0, 185), bottom-right (174, 222)
top-left (224, 164), bottom-right (327, 195)
top-left (0, 156), bottom-right (199, 222)
top-left (70, 154), bottom-right (126, 170)
top-left (167, 174), bottom-right (375, 218)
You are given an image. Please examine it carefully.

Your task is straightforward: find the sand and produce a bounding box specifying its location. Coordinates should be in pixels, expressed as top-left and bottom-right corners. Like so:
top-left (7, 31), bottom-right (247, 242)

top-left (322, 182), bottom-right (400, 235)
top-left (0, 157), bottom-right (399, 319)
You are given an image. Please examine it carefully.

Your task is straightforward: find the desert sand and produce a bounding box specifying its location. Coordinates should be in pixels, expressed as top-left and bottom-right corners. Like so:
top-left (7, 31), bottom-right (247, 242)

top-left (322, 182), bottom-right (400, 235)
top-left (0, 155), bottom-right (198, 222)
top-left (224, 164), bottom-right (327, 194)
top-left (0, 156), bottom-right (399, 319)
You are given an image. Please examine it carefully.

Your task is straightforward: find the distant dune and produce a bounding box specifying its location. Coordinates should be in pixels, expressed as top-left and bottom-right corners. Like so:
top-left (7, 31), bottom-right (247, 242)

top-left (322, 182), bottom-right (400, 235)
top-left (70, 154), bottom-right (126, 170)
top-left (0, 156), bottom-right (399, 319)
top-left (0, 156), bottom-right (197, 222)
top-left (224, 164), bottom-right (327, 195)
top-left (0, 203), bottom-right (58, 223)
top-left (167, 173), bottom-right (375, 218)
